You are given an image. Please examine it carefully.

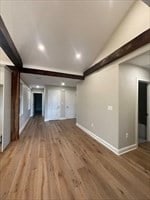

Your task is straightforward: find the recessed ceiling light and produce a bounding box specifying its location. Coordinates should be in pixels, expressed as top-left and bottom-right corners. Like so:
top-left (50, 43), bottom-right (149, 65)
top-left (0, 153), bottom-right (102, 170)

top-left (76, 53), bottom-right (81, 60)
top-left (109, 0), bottom-right (113, 7)
top-left (38, 44), bottom-right (45, 51)
top-left (61, 82), bottom-right (65, 86)
top-left (36, 85), bottom-right (40, 88)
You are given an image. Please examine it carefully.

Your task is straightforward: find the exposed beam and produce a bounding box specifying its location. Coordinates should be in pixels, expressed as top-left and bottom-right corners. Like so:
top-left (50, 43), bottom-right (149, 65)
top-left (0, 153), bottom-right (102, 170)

top-left (7, 65), bottom-right (19, 71)
top-left (84, 29), bottom-right (150, 77)
top-left (0, 16), bottom-right (23, 68)
top-left (142, 0), bottom-right (150, 6)
top-left (11, 70), bottom-right (20, 141)
top-left (21, 67), bottom-right (84, 80)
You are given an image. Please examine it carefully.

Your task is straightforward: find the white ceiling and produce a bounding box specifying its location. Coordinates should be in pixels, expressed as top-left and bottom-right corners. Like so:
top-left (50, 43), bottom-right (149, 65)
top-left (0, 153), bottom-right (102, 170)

top-left (21, 50), bottom-right (150, 88)
top-left (0, 48), bottom-right (14, 66)
top-left (21, 73), bottom-right (80, 88)
top-left (127, 50), bottom-right (150, 69)
top-left (1, 0), bottom-right (135, 75)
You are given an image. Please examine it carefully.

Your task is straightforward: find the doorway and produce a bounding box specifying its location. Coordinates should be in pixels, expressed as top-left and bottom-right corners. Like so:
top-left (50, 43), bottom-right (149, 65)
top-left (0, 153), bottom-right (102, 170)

top-left (34, 93), bottom-right (42, 116)
top-left (138, 81), bottom-right (149, 144)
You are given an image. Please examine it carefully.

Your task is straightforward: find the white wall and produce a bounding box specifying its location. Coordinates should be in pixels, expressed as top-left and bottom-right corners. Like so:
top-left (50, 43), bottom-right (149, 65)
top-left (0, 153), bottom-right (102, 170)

top-left (119, 64), bottom-right (150, 148)
top-left (77, 64), bottom-right (119, 148)
top-left (2, 67), bottom-right (11, 151)
top-left (19, 80), bottom-right (31, 134)
top-left (0, 67), bottom-right (4, 84)
top-left (77, 60), bottom-right (150, 152)
top-left (76, 1), bottom-right (150, 153)
top-left (45, 86), bottom-right (76, 121)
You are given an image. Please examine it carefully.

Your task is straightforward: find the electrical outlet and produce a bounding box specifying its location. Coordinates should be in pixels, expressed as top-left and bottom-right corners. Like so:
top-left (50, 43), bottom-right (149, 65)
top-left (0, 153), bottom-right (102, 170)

top-left (126, 133), bottom-right (129, 139)
top-left (108, 105), bottom-right (113, 111)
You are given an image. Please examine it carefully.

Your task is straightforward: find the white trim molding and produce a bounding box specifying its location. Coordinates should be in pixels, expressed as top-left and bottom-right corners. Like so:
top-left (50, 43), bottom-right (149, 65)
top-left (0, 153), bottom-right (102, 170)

top-left (118, 144), bottom-right (137, 155)
top-left (45, 117), bottom-right (74, 122)
top-left (76, 123), bottom-right (137, 156)
top-left (135, 78), bottom-right (150, 146)
top-left (44, 118), bottom-right (49, 122)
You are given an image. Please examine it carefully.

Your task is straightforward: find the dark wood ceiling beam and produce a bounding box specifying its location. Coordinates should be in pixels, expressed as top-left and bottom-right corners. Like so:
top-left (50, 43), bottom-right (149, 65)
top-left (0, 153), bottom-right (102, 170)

top-left (84, 29), bottom-right (150, 77)
top-left (0, 16), bottom-right (23, 68)
top-left (21, 68), bottom-right (84, 80)
top-left (142, 0), bottom-right (150, 6)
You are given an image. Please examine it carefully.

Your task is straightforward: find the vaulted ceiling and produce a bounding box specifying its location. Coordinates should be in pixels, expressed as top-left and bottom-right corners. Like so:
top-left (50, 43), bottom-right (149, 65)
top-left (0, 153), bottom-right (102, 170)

top-left (1, 0), bottom-right (135, 75)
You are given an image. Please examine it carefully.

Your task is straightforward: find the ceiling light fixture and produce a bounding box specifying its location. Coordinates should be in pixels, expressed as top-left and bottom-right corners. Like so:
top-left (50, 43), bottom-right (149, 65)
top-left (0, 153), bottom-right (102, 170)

top-left (76, 53), bottom-right (81, 60)
top-left (36, 85), bottom-right (40, 88)
top-left (38, 43), bottom-right (45, 52)
top-left (61, 82), bottom-right (65, 86)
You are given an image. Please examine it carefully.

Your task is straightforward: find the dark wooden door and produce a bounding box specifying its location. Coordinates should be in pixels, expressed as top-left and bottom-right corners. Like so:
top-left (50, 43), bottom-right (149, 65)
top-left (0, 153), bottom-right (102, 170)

top-left (34, 93), bottom-right (42, 116)
top-left (138, 82), bottom-right (147, 126)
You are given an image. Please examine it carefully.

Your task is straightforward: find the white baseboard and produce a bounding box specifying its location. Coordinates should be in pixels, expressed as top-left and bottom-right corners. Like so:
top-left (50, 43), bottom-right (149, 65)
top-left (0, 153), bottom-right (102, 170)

top-left (76, 123), bottom-right (137, 156)
top-left (118, 144), bottom-right (137, 155)
top-left (59, 117), bottom-right (66, 120)
top-left (44, 117), bottom-right (75, 122)
top-left (19, 117), bottom-right (30, 134)
top-left (44, 118), bottom-right (49, 122)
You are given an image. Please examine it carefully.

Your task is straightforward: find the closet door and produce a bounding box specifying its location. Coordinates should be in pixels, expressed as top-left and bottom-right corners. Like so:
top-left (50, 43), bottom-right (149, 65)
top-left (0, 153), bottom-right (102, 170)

top-left (65, 89), bottom-right (76, 119)
top-left (48, 89), bottom-right (61, 120)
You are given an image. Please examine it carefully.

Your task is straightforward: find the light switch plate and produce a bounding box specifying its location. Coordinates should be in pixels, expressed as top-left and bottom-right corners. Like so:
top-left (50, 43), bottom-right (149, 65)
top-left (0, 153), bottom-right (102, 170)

top-left (108, 105), bottom-right (113, 111)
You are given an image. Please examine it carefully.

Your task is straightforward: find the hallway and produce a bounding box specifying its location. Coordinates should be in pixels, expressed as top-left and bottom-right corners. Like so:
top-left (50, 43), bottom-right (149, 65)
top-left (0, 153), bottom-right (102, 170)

top-left (0, 117), bottom-right (150, 200)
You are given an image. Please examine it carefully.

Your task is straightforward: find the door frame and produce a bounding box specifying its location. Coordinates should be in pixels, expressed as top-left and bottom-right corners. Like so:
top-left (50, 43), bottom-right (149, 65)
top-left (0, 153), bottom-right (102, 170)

top-left (135, 78), bottom-right (150, 146)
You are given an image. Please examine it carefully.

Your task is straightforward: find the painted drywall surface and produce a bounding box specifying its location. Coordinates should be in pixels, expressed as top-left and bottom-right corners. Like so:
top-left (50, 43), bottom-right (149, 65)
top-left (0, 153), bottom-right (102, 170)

top-left (77, 64), bottom-right (119, 148)
top-left (19, 81), bottom-right (31, 134)
top-left (0, 67), bottom-right (4, 84)
top-left (93, 0), bottom-right (150, 65)
top-left (119, 64), bottom-right (150, 148)
top-left (45, 86), bottom-right (76, 121)
top-left (76, 1), bottom-right (149, 151)
top-left (0, 86), bottom-right (3, 137)
top-left (2, 67), bottom-right (11, 150)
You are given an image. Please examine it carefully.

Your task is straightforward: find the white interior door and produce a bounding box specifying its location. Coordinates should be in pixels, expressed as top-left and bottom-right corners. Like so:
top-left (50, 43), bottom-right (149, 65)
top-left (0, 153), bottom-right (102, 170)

top-left (48, 89), bottom-right (61, 120)
top-left (147, 84), bottom-right (150, 141)
top-left (65, 90), bottom-right (75, 119)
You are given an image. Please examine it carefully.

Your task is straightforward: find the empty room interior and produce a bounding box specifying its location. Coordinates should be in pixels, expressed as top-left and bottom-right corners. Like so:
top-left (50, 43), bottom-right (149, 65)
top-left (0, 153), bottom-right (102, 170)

top-left (0, 0), bottom-right (150, 199)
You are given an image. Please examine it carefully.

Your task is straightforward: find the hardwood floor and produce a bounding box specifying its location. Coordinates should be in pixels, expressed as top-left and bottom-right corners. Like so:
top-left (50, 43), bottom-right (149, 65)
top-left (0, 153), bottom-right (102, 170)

top-left (0, 117), bottom-right (150, 200)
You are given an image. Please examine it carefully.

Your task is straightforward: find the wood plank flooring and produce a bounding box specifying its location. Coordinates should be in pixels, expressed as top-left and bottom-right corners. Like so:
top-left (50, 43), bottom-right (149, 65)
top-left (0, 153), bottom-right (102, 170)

top-left (0, 117), bottom-right (150, 200)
